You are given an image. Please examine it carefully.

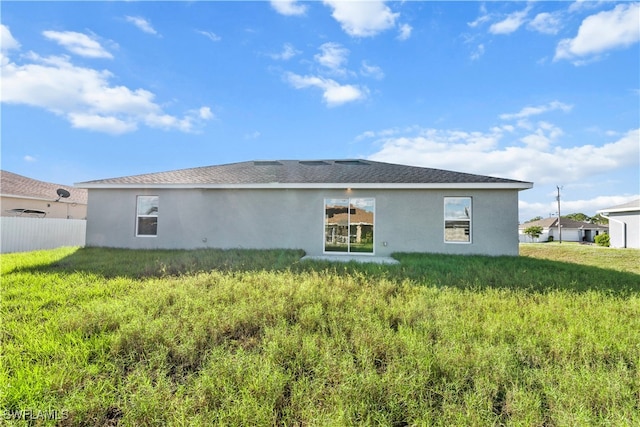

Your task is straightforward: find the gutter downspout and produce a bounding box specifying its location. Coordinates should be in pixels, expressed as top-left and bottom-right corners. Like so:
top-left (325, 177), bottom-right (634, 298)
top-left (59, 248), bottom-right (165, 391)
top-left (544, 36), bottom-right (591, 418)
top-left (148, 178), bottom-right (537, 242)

top-left (599, 212), bottom-right (626, 248)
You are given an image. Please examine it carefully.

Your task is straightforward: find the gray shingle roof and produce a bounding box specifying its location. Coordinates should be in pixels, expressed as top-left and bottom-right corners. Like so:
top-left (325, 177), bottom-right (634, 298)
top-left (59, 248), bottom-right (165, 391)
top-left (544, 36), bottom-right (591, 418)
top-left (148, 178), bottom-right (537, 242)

top-left (519, 217), bottom-right (608, 230)
top-left (76, 160), bottom-right (532, 189)
top-left (1, 170), bottom-right (88, 204)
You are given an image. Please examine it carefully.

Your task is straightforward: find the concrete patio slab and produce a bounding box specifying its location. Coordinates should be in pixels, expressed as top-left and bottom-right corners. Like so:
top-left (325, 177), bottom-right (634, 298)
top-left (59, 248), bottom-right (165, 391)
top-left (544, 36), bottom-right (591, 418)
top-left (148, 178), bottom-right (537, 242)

top-left (301, 255), bottom-right (400, 265)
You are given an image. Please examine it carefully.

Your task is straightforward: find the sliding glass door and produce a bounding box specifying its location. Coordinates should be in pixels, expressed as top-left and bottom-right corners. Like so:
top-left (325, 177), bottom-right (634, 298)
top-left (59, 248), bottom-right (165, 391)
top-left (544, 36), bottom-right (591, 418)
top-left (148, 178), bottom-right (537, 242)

top-left (324, 198), bottom-right (374, 254)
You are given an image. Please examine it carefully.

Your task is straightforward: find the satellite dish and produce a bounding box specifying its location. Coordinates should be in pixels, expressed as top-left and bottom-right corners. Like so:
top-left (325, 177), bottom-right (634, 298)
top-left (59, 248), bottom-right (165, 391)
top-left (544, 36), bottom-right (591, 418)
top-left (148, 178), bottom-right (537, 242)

top-left (56, 188), bottom-right (71, 201)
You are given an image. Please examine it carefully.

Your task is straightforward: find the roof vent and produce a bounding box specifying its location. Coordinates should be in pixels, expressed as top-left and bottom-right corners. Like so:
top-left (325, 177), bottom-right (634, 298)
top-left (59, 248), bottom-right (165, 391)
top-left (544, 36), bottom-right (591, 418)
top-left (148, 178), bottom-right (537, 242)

top-left (299, 161), bottom-right (329, 166)
top-left (334, 160), bottom-right (368, 166)
top-left (253, 161), bottom-right (282, 166)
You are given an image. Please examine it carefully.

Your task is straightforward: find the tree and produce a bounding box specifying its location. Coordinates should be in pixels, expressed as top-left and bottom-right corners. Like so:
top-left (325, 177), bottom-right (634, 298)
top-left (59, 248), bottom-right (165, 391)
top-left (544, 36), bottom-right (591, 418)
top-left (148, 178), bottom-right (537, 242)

top-left (527, 216), bottom-right (543, 222)
top-left (591, 213), bottom-right (609, 225)
top-left (563, 212), bottom-right (590, 222)
top-left (562, 212), bottom-right (609, 225)
top-left (523, 225), bottom-right (544, 242)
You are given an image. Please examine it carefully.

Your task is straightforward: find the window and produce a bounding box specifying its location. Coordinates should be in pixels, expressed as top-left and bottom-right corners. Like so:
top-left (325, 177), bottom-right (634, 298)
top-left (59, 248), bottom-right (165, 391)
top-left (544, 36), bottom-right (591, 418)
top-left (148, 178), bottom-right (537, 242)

top-left (324, 198), bottom-right (374, 254)
top-left (136, 196), bottom-right (158, 236)
top-left (444, 197), bottom-right (471, 243)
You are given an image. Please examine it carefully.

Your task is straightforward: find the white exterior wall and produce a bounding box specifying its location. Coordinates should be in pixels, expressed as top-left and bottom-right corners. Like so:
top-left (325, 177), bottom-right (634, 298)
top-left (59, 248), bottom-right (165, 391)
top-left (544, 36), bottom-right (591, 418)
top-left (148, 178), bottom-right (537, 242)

top-left (85, 188), bottom-right (522, 256)
top-left (608, 211), bottom-right (640, 249)
top-left (519, 230), bottom-right (550, 243)
top-left (1, 217), bottom-right (86, 253)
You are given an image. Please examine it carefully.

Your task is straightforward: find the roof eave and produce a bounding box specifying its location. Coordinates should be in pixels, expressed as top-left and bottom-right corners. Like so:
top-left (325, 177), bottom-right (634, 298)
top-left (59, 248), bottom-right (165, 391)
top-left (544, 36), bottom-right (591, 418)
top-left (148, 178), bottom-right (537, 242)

top-left (597, 207), bottom-right (640, 214)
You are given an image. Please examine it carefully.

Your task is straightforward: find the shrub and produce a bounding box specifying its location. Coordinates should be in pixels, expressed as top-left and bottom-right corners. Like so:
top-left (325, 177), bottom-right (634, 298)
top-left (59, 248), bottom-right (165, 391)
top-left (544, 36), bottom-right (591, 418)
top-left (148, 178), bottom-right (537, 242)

top-left (595, 233), bottom-right (610, 247)
top-left (547, 236), bottom-right (554, 242)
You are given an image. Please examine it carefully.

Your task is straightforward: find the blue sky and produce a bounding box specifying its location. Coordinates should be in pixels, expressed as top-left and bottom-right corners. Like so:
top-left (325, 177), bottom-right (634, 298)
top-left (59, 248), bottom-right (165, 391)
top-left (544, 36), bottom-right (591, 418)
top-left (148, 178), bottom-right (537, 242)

top-left (1, 1), bottom-right (638, 222)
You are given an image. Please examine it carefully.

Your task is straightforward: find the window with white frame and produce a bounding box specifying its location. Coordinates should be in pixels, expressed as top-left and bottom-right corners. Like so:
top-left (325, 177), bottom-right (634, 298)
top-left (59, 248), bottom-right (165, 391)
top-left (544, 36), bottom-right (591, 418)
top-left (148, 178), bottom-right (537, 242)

top-left (444, 197), bottom-right (471, 243)
top-left (136, 196), bottom-right (158, 236)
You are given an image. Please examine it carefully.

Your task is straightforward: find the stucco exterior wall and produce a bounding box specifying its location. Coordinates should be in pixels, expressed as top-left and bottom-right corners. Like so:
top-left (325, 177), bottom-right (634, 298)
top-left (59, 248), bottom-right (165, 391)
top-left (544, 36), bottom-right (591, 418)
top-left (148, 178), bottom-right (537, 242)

top-left (608, 211), bottom-right (640, 249)
top-left (85, 188), bottom-right (521, 256)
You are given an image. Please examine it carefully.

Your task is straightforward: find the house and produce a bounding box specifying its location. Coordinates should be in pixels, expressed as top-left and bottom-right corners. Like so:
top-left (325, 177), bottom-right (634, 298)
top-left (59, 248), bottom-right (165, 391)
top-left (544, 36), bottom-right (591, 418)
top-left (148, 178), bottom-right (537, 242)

top-left (1, 170), bottom-right (87, 219)
top-left (518, 217), bottom-right (608, 243)
top-left (1, 171), bottom-right (88, 253)
top-left (597, 199), bottom-right (640, 249)
top-left (75, 160), bottom-right (533, 257)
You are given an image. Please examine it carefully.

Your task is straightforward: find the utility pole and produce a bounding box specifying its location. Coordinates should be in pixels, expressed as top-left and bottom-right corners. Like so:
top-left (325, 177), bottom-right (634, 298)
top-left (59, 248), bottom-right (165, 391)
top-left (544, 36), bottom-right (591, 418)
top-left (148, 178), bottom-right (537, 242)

top-left (556, 185), bottom-right (562, 244)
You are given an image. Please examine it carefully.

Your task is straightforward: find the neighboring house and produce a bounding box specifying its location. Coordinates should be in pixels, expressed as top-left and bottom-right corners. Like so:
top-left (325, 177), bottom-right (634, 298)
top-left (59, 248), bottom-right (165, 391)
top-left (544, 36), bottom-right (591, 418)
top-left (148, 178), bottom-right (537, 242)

top-left (1, 170), bottom-right (87, 219)
top-left (518, 217), bottom-right (608, 243)
top-left (1, 171), bottom-right (88, 253)
top-left (597, 199), bottom-right (640, 249)
top-left (75, 159), bottom-right (533, 257)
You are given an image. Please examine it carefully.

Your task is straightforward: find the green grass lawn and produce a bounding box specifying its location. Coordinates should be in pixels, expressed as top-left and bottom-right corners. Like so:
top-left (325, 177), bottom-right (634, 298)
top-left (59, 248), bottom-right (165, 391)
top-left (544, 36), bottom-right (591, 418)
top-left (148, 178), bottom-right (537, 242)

top-left (1, 245), bottom-right (639, 426)
top-left (520, 241), bottom-right (640, 275)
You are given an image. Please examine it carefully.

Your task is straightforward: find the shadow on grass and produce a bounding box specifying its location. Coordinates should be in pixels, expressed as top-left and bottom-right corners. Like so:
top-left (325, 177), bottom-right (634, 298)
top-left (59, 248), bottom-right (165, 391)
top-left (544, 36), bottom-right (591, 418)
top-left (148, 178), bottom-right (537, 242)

top-left (387, 252), bottom-right (639, 295)
top-left (293, 252), bottom-right (639, 295)
top-left (12, 247), bottom-right (305, 278)
top-left (12, 247), bottom-right (640, 295)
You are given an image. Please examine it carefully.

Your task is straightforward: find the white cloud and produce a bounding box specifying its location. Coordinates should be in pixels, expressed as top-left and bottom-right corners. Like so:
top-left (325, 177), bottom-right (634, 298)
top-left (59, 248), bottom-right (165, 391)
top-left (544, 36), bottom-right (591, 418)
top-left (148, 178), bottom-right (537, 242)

top-left (125, 16), bottom-right (158, 35)
top-left (244, 131), bottom-right (261, 140)
top-left (323, 0), bottom-right (399, 37)
top-left (42, 30), bottom-right (113, 59)
top-left (360, 61), bottom-right (384, 80)
top-left (568, 0), bottom-right (608, 14)
top-left (489, 5), bottom-right (532, 35)
top-left (528, 12), bottom-right (562, 35)
top-left (366, 127), bottom-right (503, 162)
top-left (470, 44), bottom-right (485, 61)
top-left (366, 125), bottom-right (639, 186)
top-left (520, 121), bottom-right (563, 150)
top-left (555, 3), bottom-right (640, 63)
top-left (271, 0), bottom-right (307, 16)
top-left (24, 155), bottom-right (37, 162)
top-left (1, 24), bottom-right (21, 52)
top-left (197, 106), bottom-right (214, 120)
top-left (1, 27), bottom-right (212, 135)
top-left (468, 4), bottom-right (491, 28)
top-left (280, 41), bottom-right (377, 106)
top-left (285, 72), bottom-right (367, 106)
top-left (270, 43), bottom-right (300, 60)
top-left (314, 42), bottom-right (349, 74)
top-left (68, 113), bottom-right (136, 134)
top-left (196, 30), bottom-right (221, 42)
top-left (468, 15), bottom-right (491, 29)
top-left (397, 23), bottom-right (412, 41)
top-left (499, 101), bottom-right (573, 120)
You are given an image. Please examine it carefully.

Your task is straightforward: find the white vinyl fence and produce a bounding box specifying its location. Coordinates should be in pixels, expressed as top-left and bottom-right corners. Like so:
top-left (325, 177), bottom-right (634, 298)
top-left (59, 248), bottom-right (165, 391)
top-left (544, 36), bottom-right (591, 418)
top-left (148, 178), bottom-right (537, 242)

top-left (1, 217), bottom-right (86, 253)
